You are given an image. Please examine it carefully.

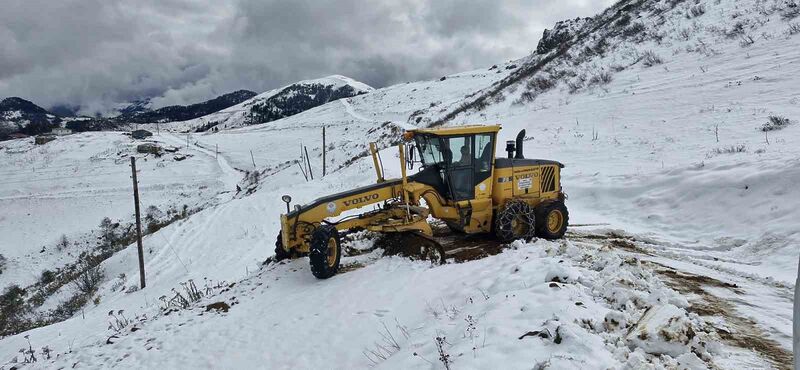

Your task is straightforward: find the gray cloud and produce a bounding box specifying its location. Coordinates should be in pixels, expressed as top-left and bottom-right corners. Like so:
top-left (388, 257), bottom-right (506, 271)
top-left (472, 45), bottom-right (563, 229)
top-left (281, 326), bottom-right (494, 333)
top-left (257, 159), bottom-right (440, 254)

top-left (0, 0), bottom-right (613, 114)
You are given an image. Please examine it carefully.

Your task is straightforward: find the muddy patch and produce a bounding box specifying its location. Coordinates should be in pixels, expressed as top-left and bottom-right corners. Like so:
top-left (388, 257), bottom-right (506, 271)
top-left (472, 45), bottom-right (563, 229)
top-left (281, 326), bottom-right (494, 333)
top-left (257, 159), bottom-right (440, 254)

top-left (568, 230), bottom-right (654, 256)
top-left (654, 265), bottom-right (792, 369)
top-left (338, 261), bottom-right (367, 273)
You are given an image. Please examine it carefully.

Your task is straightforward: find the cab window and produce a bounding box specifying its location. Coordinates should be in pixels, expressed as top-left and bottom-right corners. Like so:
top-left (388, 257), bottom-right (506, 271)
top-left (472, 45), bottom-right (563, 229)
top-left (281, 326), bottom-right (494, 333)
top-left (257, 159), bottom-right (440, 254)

top-left (474, 134), bottom-right (493, 173)
top-left (447, 136), bottom-right (471, 167)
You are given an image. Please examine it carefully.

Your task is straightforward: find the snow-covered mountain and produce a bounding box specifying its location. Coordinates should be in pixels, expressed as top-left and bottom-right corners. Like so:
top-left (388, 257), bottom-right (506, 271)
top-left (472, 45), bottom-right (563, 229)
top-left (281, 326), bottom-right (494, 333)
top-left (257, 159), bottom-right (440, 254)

top-left (0, 98), bottom-right (62, 140)
top-left (113, 99), bottom-right (154, 118)
top-left (170, 75), bottom-right (374, 132)
top-left (1, 0), bottom-right (799, 368)
top-left (114, 90), bottom-right (257, 124)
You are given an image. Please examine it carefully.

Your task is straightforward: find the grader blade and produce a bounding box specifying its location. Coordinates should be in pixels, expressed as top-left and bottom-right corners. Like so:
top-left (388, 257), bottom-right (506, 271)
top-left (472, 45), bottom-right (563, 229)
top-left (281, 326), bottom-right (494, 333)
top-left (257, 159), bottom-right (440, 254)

top-left (378, 231), bottom-right (446, 265)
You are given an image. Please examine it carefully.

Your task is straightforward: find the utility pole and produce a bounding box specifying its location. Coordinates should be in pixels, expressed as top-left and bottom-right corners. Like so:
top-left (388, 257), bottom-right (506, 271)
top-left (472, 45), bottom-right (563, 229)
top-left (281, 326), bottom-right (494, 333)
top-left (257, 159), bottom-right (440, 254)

top-left (215, 144), bottom-right (218, 159)
top-left (304, 146), bottom-right (314, 180)
top-left (795, 254), bottom-right (800, 370)
top-left (250, 150), bottom-right (256, 169)
top-left (322, 126), bottom-right (327, 177)
top-left (130, 157), bottom-right (146, 289)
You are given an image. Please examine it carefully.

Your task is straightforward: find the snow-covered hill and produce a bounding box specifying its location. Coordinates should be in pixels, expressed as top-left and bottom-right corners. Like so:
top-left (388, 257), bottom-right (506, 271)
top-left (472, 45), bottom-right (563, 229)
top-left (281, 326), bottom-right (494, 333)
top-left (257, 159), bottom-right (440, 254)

top-left (164, 75), bottom-right (375, 132)
top-left (0, 98), bottom-right (62, 140)
top-left (113, 90), bottom-right (258, 124)
top-left (1, 0), bottom-right (799, 368)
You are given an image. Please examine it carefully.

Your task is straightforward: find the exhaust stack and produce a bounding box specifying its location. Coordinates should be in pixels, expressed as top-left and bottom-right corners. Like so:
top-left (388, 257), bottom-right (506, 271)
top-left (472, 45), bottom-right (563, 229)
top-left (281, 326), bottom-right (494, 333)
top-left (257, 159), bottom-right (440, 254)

top-left (505, 140), bottom-right (516, 159)
top-left (514, 129), bottom-right (526, 159)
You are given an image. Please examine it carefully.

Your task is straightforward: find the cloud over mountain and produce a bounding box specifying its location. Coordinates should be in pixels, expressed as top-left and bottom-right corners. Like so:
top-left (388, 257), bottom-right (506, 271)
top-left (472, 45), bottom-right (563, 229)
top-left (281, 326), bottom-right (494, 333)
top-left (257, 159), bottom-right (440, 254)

top-left (0, 0), bottom-right (611, 115)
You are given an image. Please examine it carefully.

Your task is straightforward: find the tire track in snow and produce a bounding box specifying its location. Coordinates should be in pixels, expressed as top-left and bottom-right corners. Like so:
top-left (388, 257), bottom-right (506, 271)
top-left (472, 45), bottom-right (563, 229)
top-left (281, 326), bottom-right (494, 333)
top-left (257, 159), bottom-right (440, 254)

top-left (159, 133), bottom-right (242, 195)
top-left (570, 229), bottom-right (793, 369)
top-left (341, 98), bottom-right (372, 122)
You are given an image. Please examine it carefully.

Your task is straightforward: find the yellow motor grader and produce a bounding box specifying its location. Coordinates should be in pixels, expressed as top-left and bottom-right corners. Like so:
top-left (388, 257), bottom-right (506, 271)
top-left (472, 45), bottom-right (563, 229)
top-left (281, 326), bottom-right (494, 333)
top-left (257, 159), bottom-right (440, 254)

top-left (275, 125), bottom-right (568, 278)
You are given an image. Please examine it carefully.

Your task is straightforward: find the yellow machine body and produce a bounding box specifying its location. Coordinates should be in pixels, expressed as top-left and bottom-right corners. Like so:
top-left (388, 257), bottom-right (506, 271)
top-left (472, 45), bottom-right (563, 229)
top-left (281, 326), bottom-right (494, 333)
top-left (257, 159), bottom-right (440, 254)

top-left (278, 124), bottom-right (567, 260)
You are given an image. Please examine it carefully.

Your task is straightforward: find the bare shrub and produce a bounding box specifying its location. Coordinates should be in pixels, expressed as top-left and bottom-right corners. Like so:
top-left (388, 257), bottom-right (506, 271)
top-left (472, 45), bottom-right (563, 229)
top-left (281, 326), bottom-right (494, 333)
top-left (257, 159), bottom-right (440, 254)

top-left (711, 144), bottom-right (747, 155)
top-left (641, 50), bottom-right (664, 67)
top-left (50, 290), bottom-right (90, 321)
top-left (515, 91), bottom-right (537, 105)
top-left (739, 35), bottom-right (755, 47)
top-left (40, 269), bottom-right (56, 285)
top-left (588, 71), bottom-right (613, 87)
top-left (144, 205), bottom-right (167, 234)
top-left (56, 235), bottom-right (69, 251)
top-left (788, 23), bottom-right (800, 35)
top-left (782, 1), bottom-right (800, 19)
top-left (107, 310), bottom-right (132, 333)
top-left (727, 22), bottom-right (746, 38)
top-left (761, 115), bottom-right (792, 131)
top-left (73, 264), bottom-right (105, 295)
top-left (158, 279), bottom-right (205, 312)
top-left (623, 23), bottom-right (647, 39)
top-left (515, 76), bottom-right (557, 105)
top-left (435, 336), bottom-right (452, 370)
top-left (688, 4), bottom-right (706, 18)
top-left (567, 79), bottom-right (585, 94)
top-left (0, 285), bottom-right (27, 335)
top-left (526, 76), bottom-right (556, 92)
top-left (362, 322), bottom-right (404, 365)
top-left (593, 38), bottom-right (609, 56)
top-left (0, 254), bottom-right (6, 274)
top-left (615, 14), bottom-right (631, 28)
top-left (678, 27), bottom-right (694, 40)
top-left (99, 217), bottom-right (118, 249)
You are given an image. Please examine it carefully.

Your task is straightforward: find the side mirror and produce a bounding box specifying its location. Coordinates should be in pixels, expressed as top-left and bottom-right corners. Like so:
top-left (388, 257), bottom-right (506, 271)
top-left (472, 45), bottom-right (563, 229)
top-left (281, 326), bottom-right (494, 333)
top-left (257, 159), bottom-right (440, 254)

top-left (406, 144), bottom-right (416, 170)
top-left (281, 195), bottom-right (292, 213)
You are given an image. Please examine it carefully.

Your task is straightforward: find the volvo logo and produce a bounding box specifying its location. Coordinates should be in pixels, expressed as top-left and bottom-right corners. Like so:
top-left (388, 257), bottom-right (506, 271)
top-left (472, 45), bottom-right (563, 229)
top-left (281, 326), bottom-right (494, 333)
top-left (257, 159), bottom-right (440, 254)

top-left (343, 193), bottom-right (380, 207)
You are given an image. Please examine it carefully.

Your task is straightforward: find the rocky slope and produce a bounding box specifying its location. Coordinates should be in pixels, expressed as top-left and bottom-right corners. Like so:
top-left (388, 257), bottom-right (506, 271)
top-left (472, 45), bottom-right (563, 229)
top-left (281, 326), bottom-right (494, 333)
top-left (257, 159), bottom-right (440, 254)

top-left (167, 75), bottom-right (374, 132)
top-left (114, 90), bottom-right (257, 124)
top-left (0, 98), bottom-right (62, 140)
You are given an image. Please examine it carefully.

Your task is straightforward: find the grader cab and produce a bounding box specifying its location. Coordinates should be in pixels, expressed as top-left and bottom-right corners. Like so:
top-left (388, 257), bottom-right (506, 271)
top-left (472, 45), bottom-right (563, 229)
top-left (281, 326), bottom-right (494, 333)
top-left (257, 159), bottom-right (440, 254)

top-left (275, 125), bottom-right (568, 279)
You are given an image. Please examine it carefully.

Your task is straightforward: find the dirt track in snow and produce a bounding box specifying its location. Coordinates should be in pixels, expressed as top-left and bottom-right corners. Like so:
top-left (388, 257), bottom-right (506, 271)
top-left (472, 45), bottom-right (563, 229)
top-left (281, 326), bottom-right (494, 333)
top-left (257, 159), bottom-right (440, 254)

top-left (569, 229), bottom-right (793, 370)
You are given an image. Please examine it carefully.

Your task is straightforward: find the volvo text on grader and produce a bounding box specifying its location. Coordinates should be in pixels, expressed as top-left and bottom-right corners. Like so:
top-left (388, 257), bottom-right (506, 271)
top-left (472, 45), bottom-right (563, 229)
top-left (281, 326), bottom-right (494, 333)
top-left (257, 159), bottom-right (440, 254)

top-left (275, 125), bottom-right (568, 279)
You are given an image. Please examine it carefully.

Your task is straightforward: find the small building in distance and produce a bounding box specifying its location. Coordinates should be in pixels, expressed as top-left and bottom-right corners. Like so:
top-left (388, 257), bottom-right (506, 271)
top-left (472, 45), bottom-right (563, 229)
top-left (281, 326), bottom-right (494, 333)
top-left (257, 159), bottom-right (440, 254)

top-left (131, 129), bottom-right (153, 140)
top-left (35, 135), bottom-right (56, 145)
top-left (137, 143), bottom-right (162, 155)
top-left (8, 133), bottom-right (30, 140)
top-left (50, 127), bottom-right (72, 136)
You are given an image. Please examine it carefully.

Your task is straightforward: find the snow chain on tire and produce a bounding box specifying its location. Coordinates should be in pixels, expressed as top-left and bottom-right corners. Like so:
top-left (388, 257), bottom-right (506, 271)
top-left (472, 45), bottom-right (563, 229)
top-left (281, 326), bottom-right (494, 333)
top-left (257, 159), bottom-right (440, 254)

top-left (495, 199), bottom-right (537, 243)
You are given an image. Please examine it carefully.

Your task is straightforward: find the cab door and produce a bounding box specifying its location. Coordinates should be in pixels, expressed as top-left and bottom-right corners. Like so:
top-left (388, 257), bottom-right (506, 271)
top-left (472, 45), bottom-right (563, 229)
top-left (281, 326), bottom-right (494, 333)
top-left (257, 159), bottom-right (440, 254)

top-left (445, 134), bottom-right (496, 233)
top-left (443, 136), bottom-right (474, 201)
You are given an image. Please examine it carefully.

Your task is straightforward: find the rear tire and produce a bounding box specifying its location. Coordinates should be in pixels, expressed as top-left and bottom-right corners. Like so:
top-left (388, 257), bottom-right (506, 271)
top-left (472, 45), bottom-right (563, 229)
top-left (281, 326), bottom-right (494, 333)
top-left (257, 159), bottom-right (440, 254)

top-left (534, 201), bottom-right (569, 239)
top-left (273, 232), bottom-right (292, 262)
top-left (309, 225), bottom-right (342, 279)
top-left (495, 200), bottom-right (536, 243)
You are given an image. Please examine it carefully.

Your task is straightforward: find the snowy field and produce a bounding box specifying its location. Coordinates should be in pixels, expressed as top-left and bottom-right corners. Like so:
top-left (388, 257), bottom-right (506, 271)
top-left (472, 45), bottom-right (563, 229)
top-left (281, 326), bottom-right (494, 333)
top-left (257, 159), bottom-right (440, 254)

top-left (1, 0), bottom-right (799, 368)
top-left (0, 132), bottom-right (231, 290)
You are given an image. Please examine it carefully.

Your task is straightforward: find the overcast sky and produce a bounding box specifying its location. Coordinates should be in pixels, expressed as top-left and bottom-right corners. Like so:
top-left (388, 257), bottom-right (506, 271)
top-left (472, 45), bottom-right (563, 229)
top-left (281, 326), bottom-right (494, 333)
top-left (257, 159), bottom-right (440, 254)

top-left (0, 0), bottom-right (613, 114)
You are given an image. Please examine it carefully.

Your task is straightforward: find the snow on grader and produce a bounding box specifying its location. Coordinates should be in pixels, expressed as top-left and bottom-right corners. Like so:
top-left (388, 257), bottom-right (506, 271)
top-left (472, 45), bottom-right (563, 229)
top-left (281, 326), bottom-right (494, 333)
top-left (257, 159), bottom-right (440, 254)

top-left (275, 125), bottom-right (569, 279)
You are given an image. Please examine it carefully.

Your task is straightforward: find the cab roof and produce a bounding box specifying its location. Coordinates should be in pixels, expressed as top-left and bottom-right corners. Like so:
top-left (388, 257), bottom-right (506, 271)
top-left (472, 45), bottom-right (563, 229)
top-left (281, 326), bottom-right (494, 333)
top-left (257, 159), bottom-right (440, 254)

top-left (409, 124), bottom-right (501, 136)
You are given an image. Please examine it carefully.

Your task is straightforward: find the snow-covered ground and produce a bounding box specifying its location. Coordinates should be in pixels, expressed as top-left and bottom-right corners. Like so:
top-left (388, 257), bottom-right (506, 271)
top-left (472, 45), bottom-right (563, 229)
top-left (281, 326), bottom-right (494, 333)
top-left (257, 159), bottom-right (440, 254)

top-left (1, 0), bottom-right (799, 368)
top-left (0, 132), bottom-right (233, 291)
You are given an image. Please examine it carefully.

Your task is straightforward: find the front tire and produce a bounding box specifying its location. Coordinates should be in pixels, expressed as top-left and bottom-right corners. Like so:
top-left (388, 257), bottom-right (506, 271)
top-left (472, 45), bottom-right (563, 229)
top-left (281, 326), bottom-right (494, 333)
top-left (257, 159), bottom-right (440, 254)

top-left (274, 232), bottom-right (292, 262)
top-left (309, 225), bottom-right (342, 279)
top-left (495, 200), bottom-right (536, 243)
top-left (534, 201), bottom-right (569, 239)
